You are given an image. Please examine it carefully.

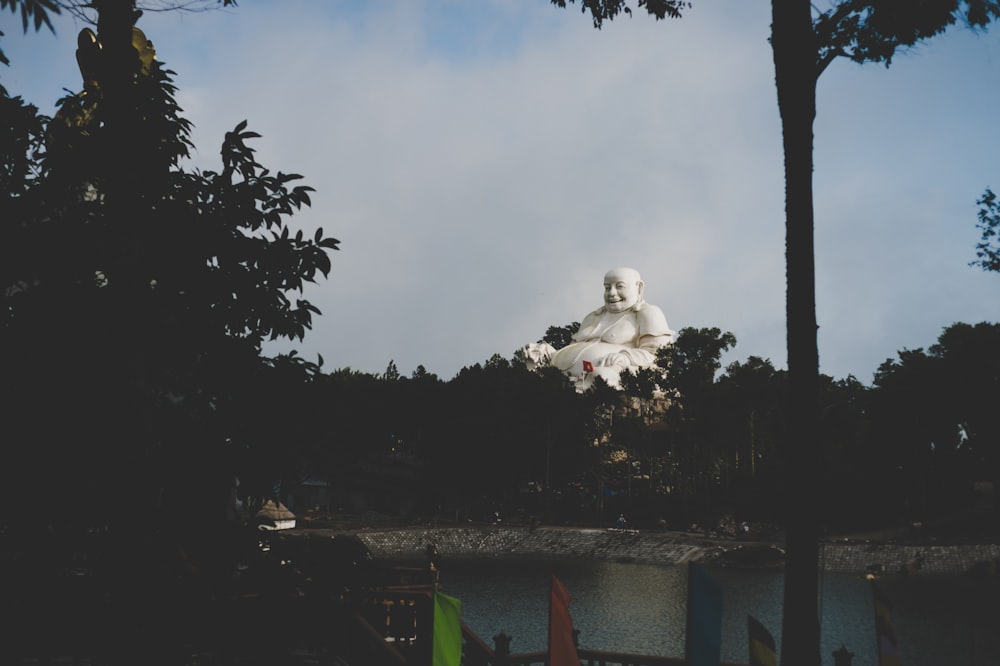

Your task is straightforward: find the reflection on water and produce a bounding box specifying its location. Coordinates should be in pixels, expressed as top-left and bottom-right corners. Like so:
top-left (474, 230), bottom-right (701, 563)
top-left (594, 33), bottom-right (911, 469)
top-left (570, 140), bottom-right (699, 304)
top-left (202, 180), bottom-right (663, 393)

top-left (434, 558), bottom-right (1000, 666)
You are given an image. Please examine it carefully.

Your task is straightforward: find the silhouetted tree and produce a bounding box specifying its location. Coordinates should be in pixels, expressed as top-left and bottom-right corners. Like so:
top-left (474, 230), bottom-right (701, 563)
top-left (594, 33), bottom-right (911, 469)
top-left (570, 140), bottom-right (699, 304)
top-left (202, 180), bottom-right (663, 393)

top-left (0, 0), bottom-right (62, 66)
top-left (382, 359), bottom-right (401, 381)
top-left (713, 356), bottom-right (787, 519)
top-left (542, 321), bottom-right (580, 349)
top-left (641, 327), bottom-right (736, 523)
top-left (773, 3), bottom-right (1000, 661)
top-left (813, 374), bottom-right (870, 527)
top-left (870, 322), bottom-right (1000, 528)
top-left (0, 0), bottom-right (237, 66)
top-left (314, 369), bottom-right (393, 506)
top-left (1, 2), bottom-right (337, 564)
top-left (428, 355), bottom-right (589, 521)
top-left (972, 187), bottom-right (1000, 272)
top-left (660, 326), bottom-right (736, 395)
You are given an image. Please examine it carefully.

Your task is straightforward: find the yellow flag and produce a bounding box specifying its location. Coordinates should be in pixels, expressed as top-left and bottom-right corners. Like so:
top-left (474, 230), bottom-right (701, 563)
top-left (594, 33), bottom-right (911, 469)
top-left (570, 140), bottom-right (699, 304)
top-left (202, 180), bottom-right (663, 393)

top-left (748, 615), bottom-right (777, 666)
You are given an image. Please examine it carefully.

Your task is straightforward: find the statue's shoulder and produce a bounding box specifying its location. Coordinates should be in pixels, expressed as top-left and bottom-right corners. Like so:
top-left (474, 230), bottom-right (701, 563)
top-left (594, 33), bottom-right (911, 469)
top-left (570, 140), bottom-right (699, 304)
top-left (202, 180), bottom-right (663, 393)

top-left (635, 303), bottom-right (672, 336)
top-left (573, 306), bottom-right (608, 341)
top-left (580, 306), bottom-right (607, 324)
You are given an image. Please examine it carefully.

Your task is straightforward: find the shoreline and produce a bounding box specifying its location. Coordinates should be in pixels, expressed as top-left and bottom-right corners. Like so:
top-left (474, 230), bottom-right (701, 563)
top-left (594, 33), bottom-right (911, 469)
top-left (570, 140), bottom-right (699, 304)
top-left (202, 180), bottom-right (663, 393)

top-left (284, 523), bottom-right (1000, 576)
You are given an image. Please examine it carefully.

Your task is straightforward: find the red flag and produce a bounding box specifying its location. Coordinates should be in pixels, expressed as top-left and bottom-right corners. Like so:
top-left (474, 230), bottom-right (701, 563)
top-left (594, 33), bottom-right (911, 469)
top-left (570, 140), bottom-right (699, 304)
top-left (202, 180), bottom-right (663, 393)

top-left (549, 573), bottom-right (580, 666)
top-left (582, 360), bottom-right (594, 373)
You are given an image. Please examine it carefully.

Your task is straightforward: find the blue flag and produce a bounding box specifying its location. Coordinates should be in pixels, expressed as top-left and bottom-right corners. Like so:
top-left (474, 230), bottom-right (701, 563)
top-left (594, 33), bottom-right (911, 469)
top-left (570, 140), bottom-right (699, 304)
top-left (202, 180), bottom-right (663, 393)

top-left (686, 561), bottom-right (723, 666)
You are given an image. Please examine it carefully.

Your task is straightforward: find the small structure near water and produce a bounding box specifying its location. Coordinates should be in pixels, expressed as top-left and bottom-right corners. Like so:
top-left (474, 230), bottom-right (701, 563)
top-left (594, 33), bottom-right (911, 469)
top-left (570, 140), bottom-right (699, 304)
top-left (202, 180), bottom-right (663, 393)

top-left (255, 499), bottom-right (296, 531)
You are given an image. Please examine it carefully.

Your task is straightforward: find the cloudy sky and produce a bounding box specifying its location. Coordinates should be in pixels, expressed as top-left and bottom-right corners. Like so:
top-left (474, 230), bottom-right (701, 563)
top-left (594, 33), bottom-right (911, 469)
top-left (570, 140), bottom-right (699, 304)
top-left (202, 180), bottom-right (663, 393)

top-left (4, 1), bottom-right (1000, 384)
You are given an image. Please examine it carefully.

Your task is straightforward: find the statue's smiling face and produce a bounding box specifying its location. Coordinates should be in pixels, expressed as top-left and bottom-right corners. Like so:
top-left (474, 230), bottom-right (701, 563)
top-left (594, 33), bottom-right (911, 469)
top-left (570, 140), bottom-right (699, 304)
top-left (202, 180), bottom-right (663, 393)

top-left (603, 269), bottom-right (641, 313)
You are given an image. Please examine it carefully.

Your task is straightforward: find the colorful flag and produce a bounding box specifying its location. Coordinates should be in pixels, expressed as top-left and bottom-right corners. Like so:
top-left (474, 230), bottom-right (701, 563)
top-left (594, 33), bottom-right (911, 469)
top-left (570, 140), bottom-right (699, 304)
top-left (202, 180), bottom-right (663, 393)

top-left (549, 573), bottom-right (580, 666)
top-left (432, 590), bottom-right (463, 666)
top-left (872, 581), bottom-right (903, 666)
top-left (582, 360), bottom-right (594, 373)
top-left (686, 561), bottom-right (723, 666)
top-left (747, 615), bottom-right (777, 666)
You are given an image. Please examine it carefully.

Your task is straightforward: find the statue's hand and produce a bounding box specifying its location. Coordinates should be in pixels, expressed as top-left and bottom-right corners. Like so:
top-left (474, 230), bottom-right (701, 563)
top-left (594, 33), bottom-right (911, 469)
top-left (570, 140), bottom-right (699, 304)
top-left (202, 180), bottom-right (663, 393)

top-left (599, 352), bottom-right (632, 369)
top-left (522, 342), bottom-right (556, 370)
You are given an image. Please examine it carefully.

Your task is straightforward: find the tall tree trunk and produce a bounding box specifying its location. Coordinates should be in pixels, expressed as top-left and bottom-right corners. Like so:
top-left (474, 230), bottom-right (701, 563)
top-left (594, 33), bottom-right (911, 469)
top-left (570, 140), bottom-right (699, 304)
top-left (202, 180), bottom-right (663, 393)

top-left (93, 0), bottom-right (143, 293)
top-left (95, 0), bottom-right (142, 192)
top-left (92, 0), bottom-right (152, 537)
top-left (771, 2), bottom-right (821, 665)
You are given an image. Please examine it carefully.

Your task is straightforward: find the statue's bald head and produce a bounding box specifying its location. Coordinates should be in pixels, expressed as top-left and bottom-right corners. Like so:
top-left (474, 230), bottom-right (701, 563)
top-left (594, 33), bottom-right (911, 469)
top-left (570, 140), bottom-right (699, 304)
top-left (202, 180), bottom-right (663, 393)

top-left (605, 267), bottom-right (641, 284)
top-left (603, 267), bottom-right (643, 313)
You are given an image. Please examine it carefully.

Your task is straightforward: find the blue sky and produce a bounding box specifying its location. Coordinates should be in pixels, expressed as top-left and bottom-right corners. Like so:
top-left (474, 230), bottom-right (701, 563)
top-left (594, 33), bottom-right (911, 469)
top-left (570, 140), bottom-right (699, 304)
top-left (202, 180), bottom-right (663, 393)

top-left (4, 1), bottom-right (1000, 383)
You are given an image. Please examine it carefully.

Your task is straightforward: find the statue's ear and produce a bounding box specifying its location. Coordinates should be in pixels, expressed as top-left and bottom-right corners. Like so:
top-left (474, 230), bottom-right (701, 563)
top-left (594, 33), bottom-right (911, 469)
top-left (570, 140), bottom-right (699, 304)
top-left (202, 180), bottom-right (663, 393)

top-left (637, 280), bottom-right (645, 297)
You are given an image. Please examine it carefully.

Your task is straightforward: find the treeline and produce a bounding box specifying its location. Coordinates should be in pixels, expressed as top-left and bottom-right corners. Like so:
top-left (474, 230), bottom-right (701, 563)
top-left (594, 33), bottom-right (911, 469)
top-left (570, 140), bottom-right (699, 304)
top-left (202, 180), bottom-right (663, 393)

top-left (259, 321), bottom-right (999, 535)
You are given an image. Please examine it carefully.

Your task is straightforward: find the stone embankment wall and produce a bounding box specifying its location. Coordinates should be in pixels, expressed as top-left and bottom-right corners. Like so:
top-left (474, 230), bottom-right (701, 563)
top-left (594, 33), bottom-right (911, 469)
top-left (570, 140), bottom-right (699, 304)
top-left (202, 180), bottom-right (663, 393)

top-left (818, 541), bottom-right (1000, 575)
top-left (343, 526), bottom-right (1000, 575)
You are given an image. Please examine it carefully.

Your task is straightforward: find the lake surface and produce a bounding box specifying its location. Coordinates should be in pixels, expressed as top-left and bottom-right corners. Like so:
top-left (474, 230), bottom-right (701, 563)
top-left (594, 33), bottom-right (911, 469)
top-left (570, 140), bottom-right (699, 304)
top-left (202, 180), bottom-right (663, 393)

top-left (432, 558), bottom-right (999, 666)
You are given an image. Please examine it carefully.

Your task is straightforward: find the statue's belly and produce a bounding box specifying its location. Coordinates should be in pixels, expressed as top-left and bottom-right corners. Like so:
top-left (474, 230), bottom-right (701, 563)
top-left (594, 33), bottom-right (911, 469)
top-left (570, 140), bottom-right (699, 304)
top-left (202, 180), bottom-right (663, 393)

top-left (550, 341), bottom-right (626, 375)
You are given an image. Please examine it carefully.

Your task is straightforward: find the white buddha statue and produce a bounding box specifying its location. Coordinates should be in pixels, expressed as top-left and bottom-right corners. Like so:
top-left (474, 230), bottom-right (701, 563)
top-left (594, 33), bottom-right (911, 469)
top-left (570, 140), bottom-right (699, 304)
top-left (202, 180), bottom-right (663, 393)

top-left (523, 267), bottom-right (675, 390)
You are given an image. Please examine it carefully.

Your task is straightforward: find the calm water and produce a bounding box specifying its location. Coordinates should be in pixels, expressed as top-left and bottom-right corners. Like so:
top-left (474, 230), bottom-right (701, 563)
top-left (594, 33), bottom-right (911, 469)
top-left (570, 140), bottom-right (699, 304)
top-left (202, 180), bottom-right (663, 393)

top-left (431, 558), bottom-right (999, 666)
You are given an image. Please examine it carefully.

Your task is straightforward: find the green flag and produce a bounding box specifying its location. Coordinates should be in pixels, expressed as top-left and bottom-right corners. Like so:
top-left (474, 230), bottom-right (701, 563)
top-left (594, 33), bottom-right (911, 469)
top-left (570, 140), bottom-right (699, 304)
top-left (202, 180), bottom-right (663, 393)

top-left (433, 590), bottom-right (463, 666)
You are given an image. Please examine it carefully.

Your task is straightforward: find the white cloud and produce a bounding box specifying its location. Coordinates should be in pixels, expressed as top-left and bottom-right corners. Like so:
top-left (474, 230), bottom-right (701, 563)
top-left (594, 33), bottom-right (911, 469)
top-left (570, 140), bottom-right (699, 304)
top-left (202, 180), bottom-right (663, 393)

top-left (6, 1), bottom-right (1000, 382)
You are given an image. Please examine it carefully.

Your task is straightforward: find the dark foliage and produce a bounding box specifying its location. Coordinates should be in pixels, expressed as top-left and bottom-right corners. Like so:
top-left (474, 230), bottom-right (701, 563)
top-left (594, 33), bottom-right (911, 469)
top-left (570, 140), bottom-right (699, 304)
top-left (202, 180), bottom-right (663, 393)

top-left (1, 8), bottom-right (337, 553)
top-left (972, 187), bottom-right (1000, 272)
top-left (868, 323), bottom-right (1000, 526)
top-left (543, 321), bottom-right (580, 349)
top-left (549, 0), bottom-right (691, 29)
